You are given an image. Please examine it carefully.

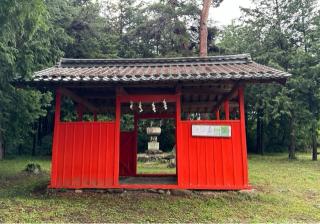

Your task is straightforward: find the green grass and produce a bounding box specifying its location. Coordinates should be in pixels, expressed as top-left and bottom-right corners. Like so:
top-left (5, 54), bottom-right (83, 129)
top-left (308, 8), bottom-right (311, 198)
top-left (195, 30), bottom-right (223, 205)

top-left (137, 161), bottom-right (176, 174)
top-left (0, 153), bottom-right (319, 222)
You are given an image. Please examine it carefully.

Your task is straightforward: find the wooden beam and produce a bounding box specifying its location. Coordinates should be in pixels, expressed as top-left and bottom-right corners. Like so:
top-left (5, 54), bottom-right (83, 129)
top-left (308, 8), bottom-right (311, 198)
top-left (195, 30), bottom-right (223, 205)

top-left (60, 87), bottom-right (99, 112)
top-left (85, 95), bottom-right (115, 100)
top-left (182, 87), bottom-right (232, 95)
top-left (182, 100), bottom-right (238, 108)
top-left (119, 94), bottom-right (177, 103)
top-left (212, 83), bottom-right (241, 113)
top-left (136, 113), bottom-right (176, 119)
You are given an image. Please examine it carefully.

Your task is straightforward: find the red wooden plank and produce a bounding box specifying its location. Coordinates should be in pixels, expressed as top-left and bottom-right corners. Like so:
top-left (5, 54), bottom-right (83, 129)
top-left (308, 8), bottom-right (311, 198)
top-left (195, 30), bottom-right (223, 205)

top-left (185, 124), bottom-right (190, 187)
top-left (223, 135), bottom-right (234, 186)
top-left (80, 123), bottom-right (86, 187)
top-left (198, 137), bottom-right (206, 186)
top-left (233, 123), bottom-right (243, 186)
top-left (97, 123), bottom-right (106, 187)
top-left (90, 123), bottom-right (98, 187)
top-left (62, 123), bottom-right (71, 187)
top-left (212, 138), bottom-right (219, 186)
top-left (72, 123), bottom-right (83, 187)
top-left (83, 123), bottom-right (92, 187)
top-left (104, 124), bottom-right (109, 186)
top-left (56, 124), bottom-right (66, 187)
top-left (108, 123), bottom-right (115, 186)
top-left (189, 131), bottom-right (198, 187)
top-left (206, 136), bottom-right (214, 186)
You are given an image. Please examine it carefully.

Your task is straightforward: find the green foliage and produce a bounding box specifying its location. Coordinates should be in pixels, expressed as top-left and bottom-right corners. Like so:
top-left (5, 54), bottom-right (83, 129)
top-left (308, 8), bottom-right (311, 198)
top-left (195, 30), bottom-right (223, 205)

top-left (1, 0), bottom-right (320, 159)
top-left (218, 0), bottom-right (320, 157)
top-left (0, 0), bottom-right (62, 154)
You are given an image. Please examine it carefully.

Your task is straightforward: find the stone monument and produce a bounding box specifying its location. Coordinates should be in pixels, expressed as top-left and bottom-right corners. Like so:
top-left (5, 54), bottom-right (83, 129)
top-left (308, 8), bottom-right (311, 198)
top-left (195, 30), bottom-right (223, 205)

top-left (146, 127), bottom-right (162, 154)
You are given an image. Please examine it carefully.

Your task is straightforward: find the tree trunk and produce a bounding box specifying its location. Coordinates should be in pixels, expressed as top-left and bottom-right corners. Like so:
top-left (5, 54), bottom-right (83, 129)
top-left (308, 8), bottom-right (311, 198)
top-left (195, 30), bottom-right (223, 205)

top-left (18, 144), bottom-right (22, 155)
top-left (199, 0), bottom-right (211, 57)
top-left (32, 122), bottom-right (37, 156)
top-left (288, 117), bottom-right (296, 160)
top-left (256, 108), bottom-right (264, 155)
top-left (37, 117), bottom-right (42, 146)
top-left (0, 131), bottom-right (4, 160)
top-left (311, 121), bottom-right (318, 161)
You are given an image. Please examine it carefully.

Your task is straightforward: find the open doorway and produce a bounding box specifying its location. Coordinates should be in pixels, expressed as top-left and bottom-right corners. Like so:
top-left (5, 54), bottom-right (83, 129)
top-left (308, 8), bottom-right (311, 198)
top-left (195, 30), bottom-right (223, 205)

top-left (136, 118), bottom-right (176, 175)
top-left (118, 100), bottom-right (177, 185)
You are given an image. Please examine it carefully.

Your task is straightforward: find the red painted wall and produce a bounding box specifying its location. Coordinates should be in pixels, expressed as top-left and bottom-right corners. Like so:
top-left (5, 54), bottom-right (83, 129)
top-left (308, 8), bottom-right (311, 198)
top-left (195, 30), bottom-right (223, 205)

top-left (177, 120), bottom-right (249, 190)
top-left (50, 88), bottom-right (249, 190)
top-left (50, 122), bottom-right (116, 188)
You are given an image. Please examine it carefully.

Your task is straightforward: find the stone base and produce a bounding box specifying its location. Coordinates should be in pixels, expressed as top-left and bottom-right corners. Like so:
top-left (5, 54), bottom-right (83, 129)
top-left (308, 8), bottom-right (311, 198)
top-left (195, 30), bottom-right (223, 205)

top-left (145, 149), bottom-right (163, 155)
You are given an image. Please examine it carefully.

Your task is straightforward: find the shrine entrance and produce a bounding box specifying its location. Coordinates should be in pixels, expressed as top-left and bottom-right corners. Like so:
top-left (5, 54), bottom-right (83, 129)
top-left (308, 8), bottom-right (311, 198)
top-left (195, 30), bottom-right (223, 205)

top-left (18, 54), bottom-right (290, 190)
top-left (118, 93), bottom-right (179, 186)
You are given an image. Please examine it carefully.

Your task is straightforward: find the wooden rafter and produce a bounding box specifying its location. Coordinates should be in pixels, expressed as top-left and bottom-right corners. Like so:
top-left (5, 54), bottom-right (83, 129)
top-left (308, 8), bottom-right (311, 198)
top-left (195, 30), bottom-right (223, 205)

top-left (212, 82), bottom-right (242, 113)
top-left (60, 87), bottom-right (99, 112)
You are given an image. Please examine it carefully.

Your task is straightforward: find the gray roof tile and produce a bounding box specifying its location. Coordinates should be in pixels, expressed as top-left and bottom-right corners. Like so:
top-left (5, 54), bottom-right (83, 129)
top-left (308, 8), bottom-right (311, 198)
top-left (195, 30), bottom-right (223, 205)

top-left (21, 54), bottom-right (291, 84)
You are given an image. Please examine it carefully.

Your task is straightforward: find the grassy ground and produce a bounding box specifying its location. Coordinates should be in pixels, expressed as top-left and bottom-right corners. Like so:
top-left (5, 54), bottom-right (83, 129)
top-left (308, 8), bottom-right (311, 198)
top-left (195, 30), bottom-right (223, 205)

top-left (137, 161), bottom-right (176, 174)
top-left (0, 153), bottom-right (319, 222)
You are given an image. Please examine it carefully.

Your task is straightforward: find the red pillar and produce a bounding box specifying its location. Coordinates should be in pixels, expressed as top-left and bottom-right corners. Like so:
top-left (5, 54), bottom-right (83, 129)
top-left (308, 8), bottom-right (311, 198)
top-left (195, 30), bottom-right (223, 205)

top-left (216, 110), bottom-right (220, 120)
top-left (176, 90), bottom-right (182, 186)
top-left (114, 90), bottom-right (121, 186)
top-left (239, 86), bottom-right (248, 187)
top-left (133, 113), bottom-right (138, 176)
top-left (50, 88), bottom-right (61, 187)
top-left (224, 100), bottom-right (230, 120)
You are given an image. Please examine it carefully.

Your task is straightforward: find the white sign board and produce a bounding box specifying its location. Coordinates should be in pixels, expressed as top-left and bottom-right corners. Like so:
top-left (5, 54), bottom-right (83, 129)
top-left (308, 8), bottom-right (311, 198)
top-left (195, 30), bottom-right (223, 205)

top-left (192, 125), bottom-right (231, 137)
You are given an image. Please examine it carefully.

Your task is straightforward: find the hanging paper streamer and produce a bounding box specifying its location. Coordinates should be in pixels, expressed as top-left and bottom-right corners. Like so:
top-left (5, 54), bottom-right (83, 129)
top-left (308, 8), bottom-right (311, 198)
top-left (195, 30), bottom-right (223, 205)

top-left (152, 102), bottom-right (156, 113)
top-left (139, 101), bottom-right (143, 113)
top-left (163, 99), bottom-right (167, 110)
top-left (130, 101), bottom-right (133, 110)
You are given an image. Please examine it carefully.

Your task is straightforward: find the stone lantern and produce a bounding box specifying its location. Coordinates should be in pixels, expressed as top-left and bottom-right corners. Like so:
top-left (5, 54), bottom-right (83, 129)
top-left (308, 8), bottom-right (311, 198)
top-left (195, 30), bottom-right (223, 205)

top-left (146, 127), bottom-right (162, 154)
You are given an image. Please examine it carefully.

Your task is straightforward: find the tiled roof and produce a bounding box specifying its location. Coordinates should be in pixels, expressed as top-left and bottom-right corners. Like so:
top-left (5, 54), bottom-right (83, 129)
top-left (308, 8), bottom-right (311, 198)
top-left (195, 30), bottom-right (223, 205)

top-left (25, 54), bottom-right (291, 84)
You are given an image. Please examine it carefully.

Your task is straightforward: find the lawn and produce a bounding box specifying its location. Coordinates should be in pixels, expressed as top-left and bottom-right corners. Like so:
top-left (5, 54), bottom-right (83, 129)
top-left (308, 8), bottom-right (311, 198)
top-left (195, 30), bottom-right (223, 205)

top-left (0, 153), bottom-right (319, 222)
top-left (137, 160), bottom-right (176, 174)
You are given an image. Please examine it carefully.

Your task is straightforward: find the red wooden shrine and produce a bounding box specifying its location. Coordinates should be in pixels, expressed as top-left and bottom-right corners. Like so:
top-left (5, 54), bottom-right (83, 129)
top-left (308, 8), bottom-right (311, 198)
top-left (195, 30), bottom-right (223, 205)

top-left (19, 54), bottom-right (290, 190)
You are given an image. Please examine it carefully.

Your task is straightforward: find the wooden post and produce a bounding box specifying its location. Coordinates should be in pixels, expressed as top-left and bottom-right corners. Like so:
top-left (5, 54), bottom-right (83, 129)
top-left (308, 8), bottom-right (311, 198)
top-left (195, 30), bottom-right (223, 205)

top-left (239, 86), bottom-right (248, 186)
top-left (216, 110), bottom-right (220, 120)
top-left (224, 100), bottom-right (230, 120)
top-left (176, 89), bottom-right (181, 186)
top-left (76, 104), bottom-right (84, 121)
top-left (93, 112), bottom-right (97, 121)
top-left (51, 88), bottom-right (61, 187)
top-left (114, 88), bottom-right (121, 186)
top-left (133, 113), bottom-right (138, 176)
